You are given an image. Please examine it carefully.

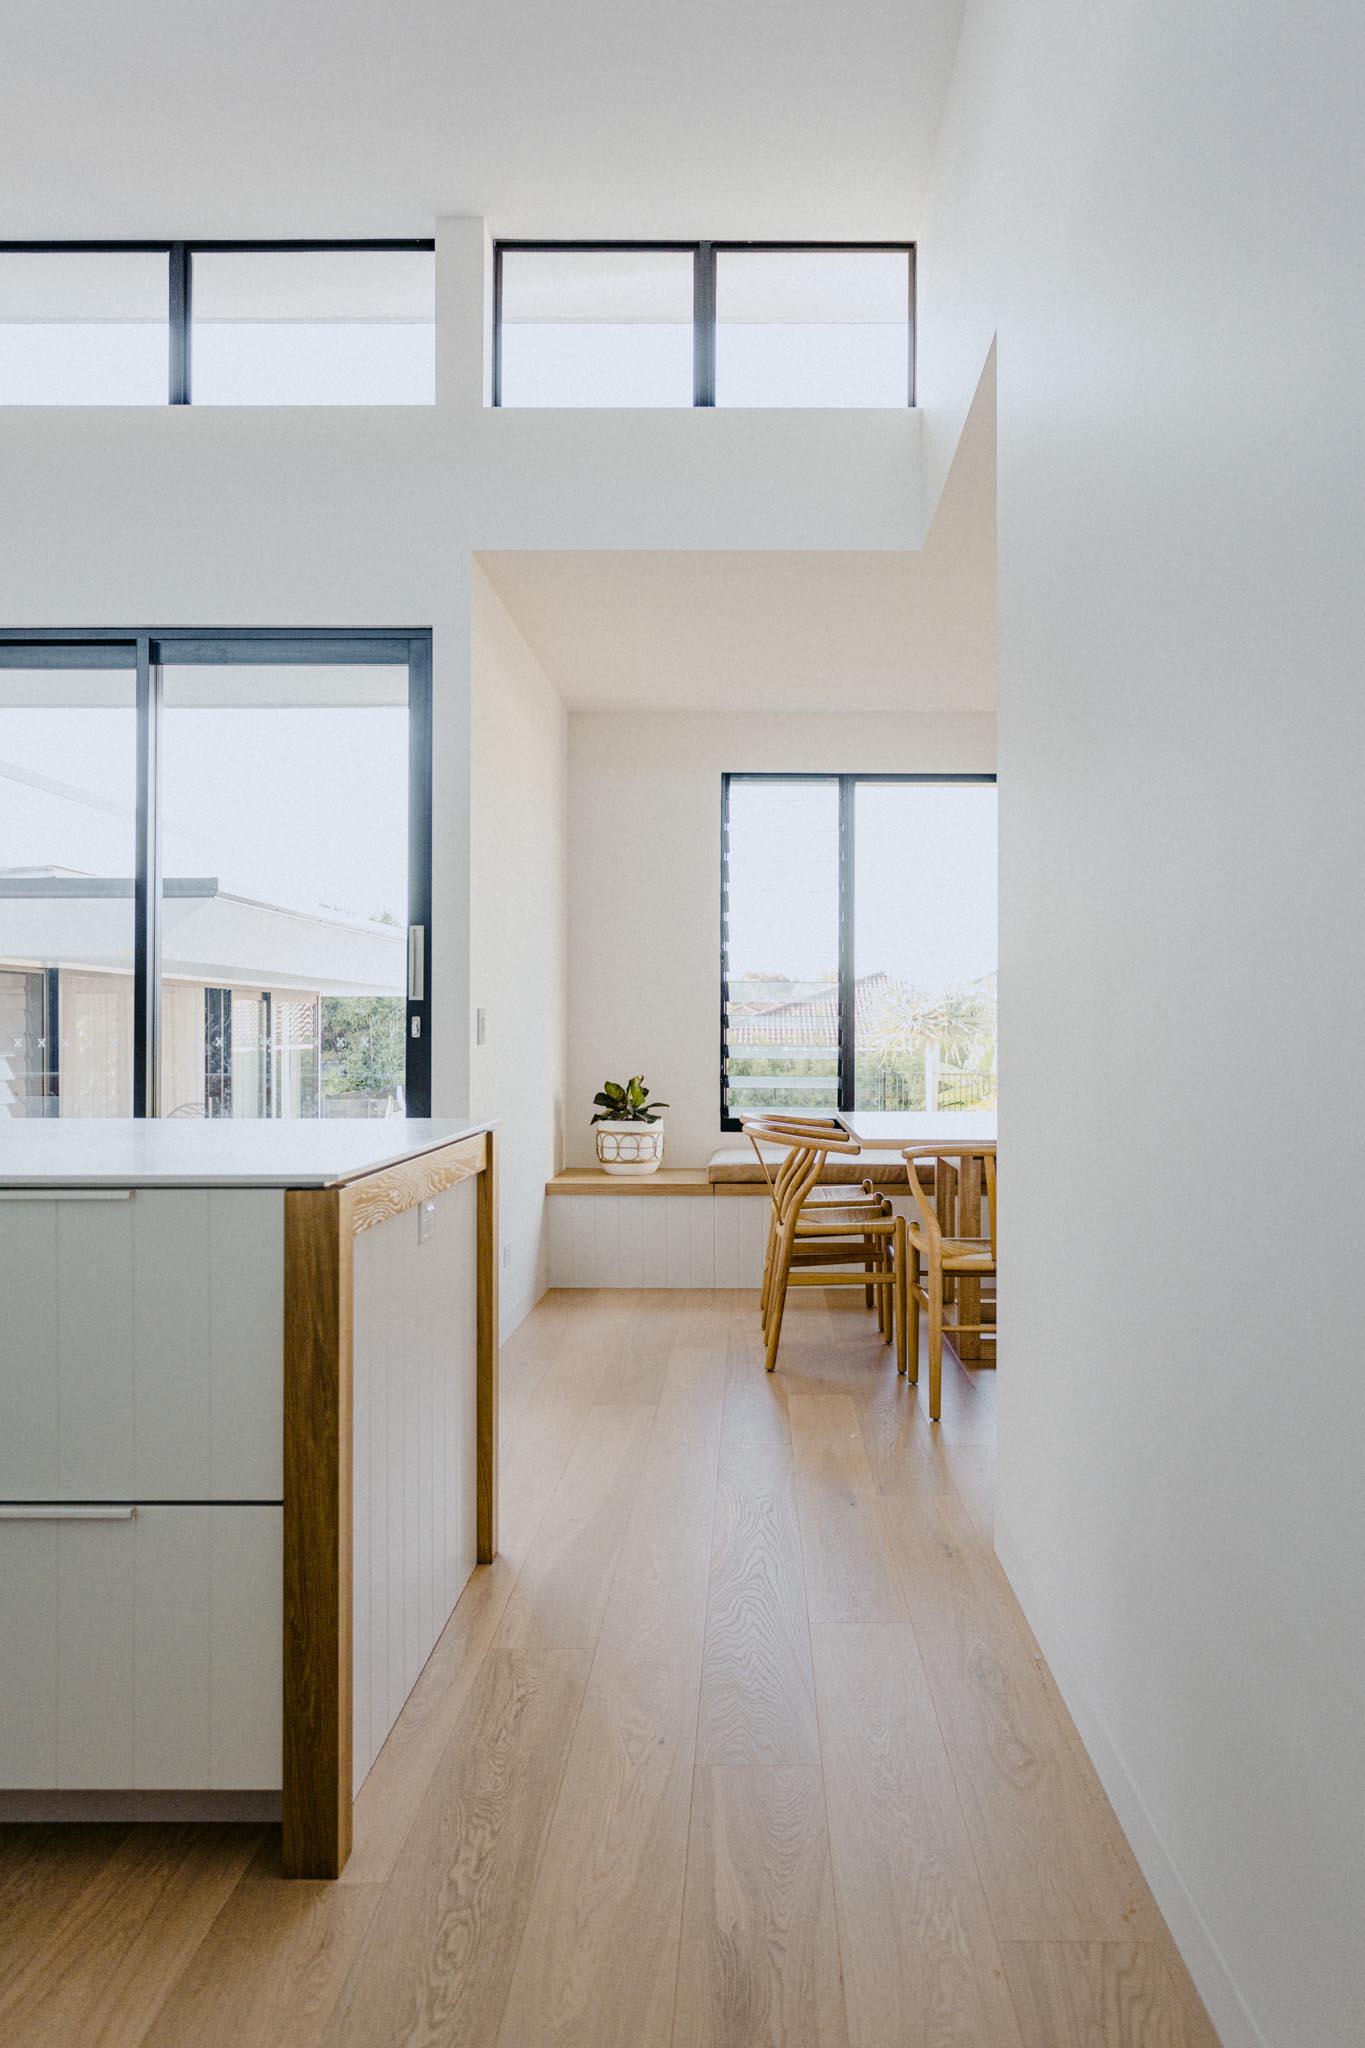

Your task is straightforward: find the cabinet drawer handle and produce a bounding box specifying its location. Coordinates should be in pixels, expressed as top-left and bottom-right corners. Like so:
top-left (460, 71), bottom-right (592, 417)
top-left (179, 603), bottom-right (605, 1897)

top-left (0, 1506), bottom-right (137, 1521)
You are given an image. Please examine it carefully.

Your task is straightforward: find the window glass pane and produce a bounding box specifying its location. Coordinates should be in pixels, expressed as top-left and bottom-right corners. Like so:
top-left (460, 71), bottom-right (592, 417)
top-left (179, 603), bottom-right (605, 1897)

top-left (191, 250), bottom-right (435, 404)
top-left (158, 664), bottom-right (409, 1119)
top-left (499, 250), bottom-right (694, 406)
top-left (0, 659), bottom-right (138, 1114)
top-left (854, 782), bottom-right (997, 1112)
top-left (715, 250), bottom-right (909, 407)
top-left (0, 252), bottom-right (167, 404)
top-left (724, 779), bottom-right (840, 1117)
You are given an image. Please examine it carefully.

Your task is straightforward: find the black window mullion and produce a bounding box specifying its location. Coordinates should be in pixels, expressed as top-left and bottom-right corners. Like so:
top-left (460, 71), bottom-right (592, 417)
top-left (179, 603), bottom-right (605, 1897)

top-left (405, 634), bottom-right (433, 1116)
top-left (490, 244), bottom-right (504, 408)
top-left (719, 772), bottom-right (732, 1119)
top-left (168, 244), bottom-right (191, 404)
top-left (838, 776), bottom-right (856, 1113)
top-left (693, 242), bottom-right (716, 407)
top-left (907, 243), bottom-right (917, 408)
top-left (132, 637), bottom-right (163, 1116)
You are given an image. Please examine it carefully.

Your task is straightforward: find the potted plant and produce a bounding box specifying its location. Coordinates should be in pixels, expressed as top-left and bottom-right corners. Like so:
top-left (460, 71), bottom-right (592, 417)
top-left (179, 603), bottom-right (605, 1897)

top-left (591, 1074), bottom-right (670, 1176)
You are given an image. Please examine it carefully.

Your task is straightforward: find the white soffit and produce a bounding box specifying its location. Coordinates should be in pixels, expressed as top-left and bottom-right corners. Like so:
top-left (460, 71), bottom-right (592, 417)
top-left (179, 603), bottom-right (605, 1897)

top-left (479, 349), bottom-right (995, 715)
top-left (0, 2), bottom-right (966, 240)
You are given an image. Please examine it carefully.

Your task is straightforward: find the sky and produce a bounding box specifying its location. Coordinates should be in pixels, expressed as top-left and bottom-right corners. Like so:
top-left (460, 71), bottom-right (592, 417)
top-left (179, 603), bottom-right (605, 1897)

top-left (0, 701), bottom-right (408, 927)
top-left (728, 778), bottom-right (997, 993)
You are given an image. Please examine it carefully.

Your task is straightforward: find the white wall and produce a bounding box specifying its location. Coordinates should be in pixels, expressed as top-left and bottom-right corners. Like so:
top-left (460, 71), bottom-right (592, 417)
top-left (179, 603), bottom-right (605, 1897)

top-left (469, 564), bottom-right (568, 1333)
top-left (565, 708), bottom-right (995, 1168)
top-left (921, 10), bottom-right (1365, 2046)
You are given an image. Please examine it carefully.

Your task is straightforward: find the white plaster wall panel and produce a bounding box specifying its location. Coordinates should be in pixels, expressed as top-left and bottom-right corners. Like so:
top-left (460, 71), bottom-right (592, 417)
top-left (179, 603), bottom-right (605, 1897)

top-left (641, 1200), bottom-right (669, 1286)
top-left (469, 564), bottom-right (568, 1337)
top-left (592, 1197), bottom-right (621, 1290)
top-left (712, 1200), bottom-right (741, 1287)
top-left (918, 9), bottom-right (1365, 2040)
top-left (542, 1194), bottom-right (783, 1288)
top-left (688, 1201), bottom-right (717, 1286)
top-left (615, 1197), bottom-right (644, 1287)
top-left (548, 1196), bottom-right (574, 1288)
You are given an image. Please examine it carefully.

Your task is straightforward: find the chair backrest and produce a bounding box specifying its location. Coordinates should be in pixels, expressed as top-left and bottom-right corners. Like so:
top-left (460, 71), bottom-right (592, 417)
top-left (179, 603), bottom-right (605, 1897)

top-left (741, 1113), bottom-right (845, 1199)
top-left (903, 1141), bottom-right (997, 1256)
top-left (745, 1120), bottom-right (862, 1231)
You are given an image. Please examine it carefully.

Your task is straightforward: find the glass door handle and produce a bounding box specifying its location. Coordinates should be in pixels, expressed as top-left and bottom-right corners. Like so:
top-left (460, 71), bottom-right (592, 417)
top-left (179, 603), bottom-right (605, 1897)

top-left (408, 925), bottom-right (426, 1002)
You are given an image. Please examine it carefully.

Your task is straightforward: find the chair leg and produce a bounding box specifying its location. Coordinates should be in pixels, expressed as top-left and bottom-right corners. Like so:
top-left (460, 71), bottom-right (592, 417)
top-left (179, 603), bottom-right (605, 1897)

top-left (894, 1216), bottom-right (908, 1376)
top-left (928, 1259), bottom-right (944, 1421)
top-left (765, 1234), bottom-right (793, 1373)
top-left (759, 1222), bottom-right (775, 1323)
top-left (863, 1233), bottom-right (874, 1311)
top-left (908, 1244), bottom-right (920, 1383)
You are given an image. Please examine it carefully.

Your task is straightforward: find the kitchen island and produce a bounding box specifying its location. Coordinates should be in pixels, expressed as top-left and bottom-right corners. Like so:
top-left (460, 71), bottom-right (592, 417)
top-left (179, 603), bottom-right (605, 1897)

top-left (0, 1117), bottom-right (497, 1877)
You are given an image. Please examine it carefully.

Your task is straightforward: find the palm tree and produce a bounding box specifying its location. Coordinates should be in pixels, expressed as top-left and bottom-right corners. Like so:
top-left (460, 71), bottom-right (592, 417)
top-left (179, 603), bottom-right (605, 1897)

top-left (871, 981), bottom-right (996, 1110)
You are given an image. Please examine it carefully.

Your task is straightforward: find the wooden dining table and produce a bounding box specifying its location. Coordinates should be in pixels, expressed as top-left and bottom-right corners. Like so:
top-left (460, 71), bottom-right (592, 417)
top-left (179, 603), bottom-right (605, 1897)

top-left (836, 1109), bottom-right (997, 1364)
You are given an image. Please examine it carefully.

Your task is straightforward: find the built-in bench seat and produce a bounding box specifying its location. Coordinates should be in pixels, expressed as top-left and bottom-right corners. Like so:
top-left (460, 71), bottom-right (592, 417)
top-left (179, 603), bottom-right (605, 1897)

top-left (704, 1145), bottom-right (911, 1187)
top-left (545, 1152), bottom-right (930, 1287)
top-left (545, 1150), bottom-right (916, 1200)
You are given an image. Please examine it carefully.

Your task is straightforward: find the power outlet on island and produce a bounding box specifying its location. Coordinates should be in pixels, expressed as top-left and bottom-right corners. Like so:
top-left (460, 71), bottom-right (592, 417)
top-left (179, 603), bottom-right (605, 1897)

top-left (502, 1242), bottom-right (512, 1268)
top-left (418, 1198), bottom-right (438, 1244)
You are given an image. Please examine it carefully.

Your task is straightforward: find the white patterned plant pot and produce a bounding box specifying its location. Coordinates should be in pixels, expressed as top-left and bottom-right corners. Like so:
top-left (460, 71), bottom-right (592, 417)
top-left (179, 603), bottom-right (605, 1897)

top-left (595, 1120), bottom-right (665, 1175)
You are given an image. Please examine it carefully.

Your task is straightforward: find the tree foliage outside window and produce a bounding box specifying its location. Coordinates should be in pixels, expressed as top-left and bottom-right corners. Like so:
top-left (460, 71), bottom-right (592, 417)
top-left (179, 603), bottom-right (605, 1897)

top-left (321, 994), bottom-right (405, 1111)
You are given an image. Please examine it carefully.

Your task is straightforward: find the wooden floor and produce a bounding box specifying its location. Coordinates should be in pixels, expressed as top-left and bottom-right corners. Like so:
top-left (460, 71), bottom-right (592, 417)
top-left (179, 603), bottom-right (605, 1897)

top-left (0, 1289), bottom-right (1222, 2048)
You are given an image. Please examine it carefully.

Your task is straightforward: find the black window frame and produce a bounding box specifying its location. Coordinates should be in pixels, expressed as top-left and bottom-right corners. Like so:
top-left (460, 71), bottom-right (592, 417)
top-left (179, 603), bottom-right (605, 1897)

top-left (0, 625), bottom-right (433, 1117)
top-left (0, 240), bottom-right (436, 405)
top-left (719, 770), bottom-right (996, 1131)
top-left (493, 240), bottom-right (916, 409)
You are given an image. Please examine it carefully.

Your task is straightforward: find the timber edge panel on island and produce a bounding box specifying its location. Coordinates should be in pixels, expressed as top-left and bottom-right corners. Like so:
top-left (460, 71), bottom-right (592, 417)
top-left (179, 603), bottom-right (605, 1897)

top-left (282, 1127), bottom-right (499, 1879)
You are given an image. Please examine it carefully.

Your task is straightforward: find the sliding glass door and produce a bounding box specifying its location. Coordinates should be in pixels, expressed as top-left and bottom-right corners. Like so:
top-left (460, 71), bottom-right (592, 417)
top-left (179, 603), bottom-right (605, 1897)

top-left (0, 631), bottom-right (431, 1119)
top-left (0, 650), bottom-right (138, 1115)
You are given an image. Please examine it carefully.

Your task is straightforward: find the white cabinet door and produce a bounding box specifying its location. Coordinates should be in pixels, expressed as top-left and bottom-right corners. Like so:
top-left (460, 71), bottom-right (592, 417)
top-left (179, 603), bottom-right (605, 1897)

top-left (0, 1506), bottom-right (281, 1790)
top-left (351, 1176), bottom-right (478, 1793)
top-left (0, 1188), bottom-right (283, 1500)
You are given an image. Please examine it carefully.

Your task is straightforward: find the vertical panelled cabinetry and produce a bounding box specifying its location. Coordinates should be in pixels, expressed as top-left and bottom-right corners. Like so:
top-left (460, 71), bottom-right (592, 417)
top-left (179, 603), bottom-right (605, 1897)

top-left (0, 1122), bottom-right (498, 1877)
top-left (0, 1186), bottom-right (284, 1792)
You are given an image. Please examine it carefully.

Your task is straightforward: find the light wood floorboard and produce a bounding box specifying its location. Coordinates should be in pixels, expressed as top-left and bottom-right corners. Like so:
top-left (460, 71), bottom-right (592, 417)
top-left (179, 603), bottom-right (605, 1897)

top-left (1000, 1940), bottom-right (1223, 2048)
top-left (673, 1765), bottom-right (848, 2048)
top-left (0, 1288), bottom-right (1221, 2048)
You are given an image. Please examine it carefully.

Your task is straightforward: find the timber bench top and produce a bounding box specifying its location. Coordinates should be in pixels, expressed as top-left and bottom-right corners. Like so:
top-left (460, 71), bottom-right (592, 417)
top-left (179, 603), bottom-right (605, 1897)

top-left (546, 1153), bottom-right (920, 1196)
top-left (547, 1168), bottom-right (717, 1196)
top-left (0, 1117), bottom-right (496, 1190)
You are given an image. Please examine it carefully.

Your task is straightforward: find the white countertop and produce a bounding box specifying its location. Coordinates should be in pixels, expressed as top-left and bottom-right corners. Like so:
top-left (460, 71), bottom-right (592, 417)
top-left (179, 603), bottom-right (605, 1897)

top-left (0, 1118), bottom-right (495, 1189)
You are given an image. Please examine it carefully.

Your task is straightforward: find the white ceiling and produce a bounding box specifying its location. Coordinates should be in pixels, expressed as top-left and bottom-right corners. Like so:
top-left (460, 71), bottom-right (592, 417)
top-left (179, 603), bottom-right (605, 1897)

top-left (1, 2), bottom-right (965, 240)
top-left (480, 351), bottom-right (995, 714)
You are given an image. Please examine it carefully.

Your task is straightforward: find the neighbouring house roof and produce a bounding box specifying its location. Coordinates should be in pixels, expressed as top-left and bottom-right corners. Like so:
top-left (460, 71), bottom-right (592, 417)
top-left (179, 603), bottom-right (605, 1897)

top-left (727, 968), bottom-right (997, 1053)
top-left (728, 970), bottom-right (898, 1048)
top-left (0, 868), bottom-right (403, 997)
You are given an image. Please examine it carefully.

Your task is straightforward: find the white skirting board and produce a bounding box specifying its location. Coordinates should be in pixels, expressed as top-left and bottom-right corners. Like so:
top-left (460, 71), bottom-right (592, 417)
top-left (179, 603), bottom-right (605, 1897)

top-left (548, 1193), bottom-right (917, 1289)
top-left (994, 1513), bottom-right (1267, 2048)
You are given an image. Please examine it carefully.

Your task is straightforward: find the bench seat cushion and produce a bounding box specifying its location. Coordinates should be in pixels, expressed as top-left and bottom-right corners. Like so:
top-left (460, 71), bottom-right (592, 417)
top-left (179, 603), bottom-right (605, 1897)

top-left (707, 1145), bottom-right (909, 1187)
